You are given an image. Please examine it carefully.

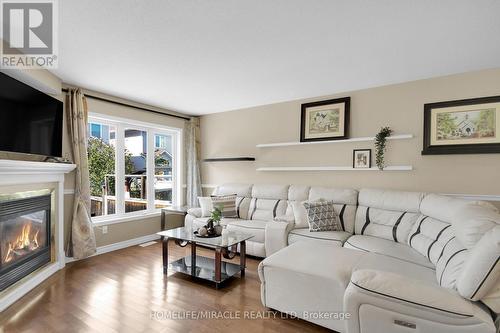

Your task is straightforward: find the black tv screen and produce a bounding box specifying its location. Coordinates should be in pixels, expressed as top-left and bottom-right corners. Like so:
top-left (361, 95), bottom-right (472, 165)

top-left (0, 73), bottom-right (63, 157)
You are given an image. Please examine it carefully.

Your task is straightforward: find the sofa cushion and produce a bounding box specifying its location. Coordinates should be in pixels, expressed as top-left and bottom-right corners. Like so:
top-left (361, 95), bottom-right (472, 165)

top-left (345, 235), bottom-right (435, 269)
top-left (354, 189), bottom-right (424, 243)
top-left (407, 213), bottom-right (468, 290)
top-left (260, 241), bottom-right (364, 287)
top-left (414, 194), bottom-right (500, 297)
top-left (288, 228), bottom-right (350, 245)
top-left (353, 250), bottom-right (437, 284)
top-left (225, 219), bottom-right (269, 243)
top-left (355, 206), bottom-right (421, 243)
top-left (359, 188), bottom-right (424, 213)
top-left (457, 226), bottom-right (500, 308)
top-left (412, 194), bottom-right (500, 292)
top-left (258, 242), bottom-right (364, 332)
top-left (236, 196), bottom-right (252, 219)
top-left (287, 185), bottom-right (310, 202)
top-left (248, 198), bottom-right (287, 221)
top-left (408, 215), bottom-right (454, 264)
top-left (435, 236), bottom-right (468, 290)
top-left (308, 187), bottom-right (358, 233)
top-left (349, 269), bottom-right (487, 319)
top-left (251, 184), bottom-right (289, 200)
top-left (421, 194), bottom-right (499, 249)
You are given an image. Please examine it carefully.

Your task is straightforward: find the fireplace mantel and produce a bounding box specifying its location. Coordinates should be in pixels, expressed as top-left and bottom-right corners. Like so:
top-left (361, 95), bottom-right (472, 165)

top-left (0, 159), bottom-right (76, 175)
top-left (0, 159), bottom-right (75, 312)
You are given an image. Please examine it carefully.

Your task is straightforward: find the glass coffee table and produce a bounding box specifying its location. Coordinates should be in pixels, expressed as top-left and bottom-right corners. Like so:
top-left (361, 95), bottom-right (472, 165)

top-left (157, 227), bottom-right (253, 288)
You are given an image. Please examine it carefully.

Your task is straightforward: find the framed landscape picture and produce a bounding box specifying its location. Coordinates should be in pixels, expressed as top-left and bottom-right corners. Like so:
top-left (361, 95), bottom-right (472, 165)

top-left (422, 95), bottom-right (500, 155)
top-left (353, 149), bottom-right (371, 168)
top-left (300, 97), bottom-right (350, 142)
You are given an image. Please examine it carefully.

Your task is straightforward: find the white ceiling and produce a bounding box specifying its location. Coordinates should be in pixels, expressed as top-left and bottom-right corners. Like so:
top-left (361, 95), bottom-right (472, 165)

top-left (53, 0), bottom-right (500, 115)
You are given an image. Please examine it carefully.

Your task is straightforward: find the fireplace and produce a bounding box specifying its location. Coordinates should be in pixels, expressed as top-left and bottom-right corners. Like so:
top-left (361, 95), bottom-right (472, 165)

top-left (0, 193), bottom-right (52, 292)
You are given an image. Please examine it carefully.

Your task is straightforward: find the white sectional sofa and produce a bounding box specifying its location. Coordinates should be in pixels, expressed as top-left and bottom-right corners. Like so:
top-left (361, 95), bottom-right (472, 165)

top-left (184, 184), bottom-right (500, 333)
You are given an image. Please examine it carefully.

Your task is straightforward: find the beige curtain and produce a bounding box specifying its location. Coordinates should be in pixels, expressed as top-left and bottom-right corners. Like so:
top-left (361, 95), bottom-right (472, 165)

top-left (185, 117), bottom-right (202, 207)
top-left (66, 89), bottom-right (97, 259)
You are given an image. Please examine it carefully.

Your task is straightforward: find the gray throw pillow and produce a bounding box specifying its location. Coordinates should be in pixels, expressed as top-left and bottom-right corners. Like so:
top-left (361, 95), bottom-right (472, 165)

top-left (303, 200), bottom-right (342, 232)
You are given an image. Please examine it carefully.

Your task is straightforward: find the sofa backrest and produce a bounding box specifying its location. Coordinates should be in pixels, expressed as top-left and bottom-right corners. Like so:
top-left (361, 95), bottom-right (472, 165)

top-left (355, 188), bottom-right (424, 243)
top-left (248, 184), bottom-right (289, 221)
top-left (214, 183), bottom-right (252, 197)
top-left (411, 194), bottom-right (500, 311)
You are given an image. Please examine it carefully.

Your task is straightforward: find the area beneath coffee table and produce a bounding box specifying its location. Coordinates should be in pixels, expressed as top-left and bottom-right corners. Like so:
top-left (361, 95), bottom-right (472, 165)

top-left (169, 255), bottom-right (243, 286)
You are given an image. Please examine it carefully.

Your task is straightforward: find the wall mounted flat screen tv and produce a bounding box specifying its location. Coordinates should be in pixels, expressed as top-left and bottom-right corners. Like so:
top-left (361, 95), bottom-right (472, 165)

top-left (0, 73), bottom-right (63, 157)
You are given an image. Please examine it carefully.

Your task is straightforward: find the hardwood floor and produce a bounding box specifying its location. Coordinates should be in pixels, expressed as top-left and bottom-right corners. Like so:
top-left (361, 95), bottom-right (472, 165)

top-left (0, 242), bottom-right (330, 333)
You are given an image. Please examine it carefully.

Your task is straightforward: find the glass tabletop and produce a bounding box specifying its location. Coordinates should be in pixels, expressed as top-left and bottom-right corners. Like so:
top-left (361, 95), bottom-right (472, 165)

top-left (157, 227), bottom-right (253, 247)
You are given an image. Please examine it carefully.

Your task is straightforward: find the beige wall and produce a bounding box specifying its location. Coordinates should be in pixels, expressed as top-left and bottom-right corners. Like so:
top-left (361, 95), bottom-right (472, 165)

top-left (200, 68), bottom-right (500, 201)
top-left (94, 217), bottom-right (160, 246)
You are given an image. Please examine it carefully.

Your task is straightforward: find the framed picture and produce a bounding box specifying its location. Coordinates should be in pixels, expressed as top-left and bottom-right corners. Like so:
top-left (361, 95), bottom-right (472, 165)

top-left (300, 97), bottom-right (350, 142)
top-left (353, 149), bottom-right (371, 169)
top-left (423, 95), bottom-right (500, 155)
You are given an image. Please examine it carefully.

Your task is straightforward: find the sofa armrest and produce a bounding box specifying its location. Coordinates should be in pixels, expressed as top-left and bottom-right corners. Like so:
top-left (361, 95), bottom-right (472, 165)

top-left (344, 269), bottom-right (495, 333)
top-left (184, 208), bottom-right (202, 231)
top-left (187, 207), bottom-right (203, 218)
top-left (265, 219), bottom-right (294, 256)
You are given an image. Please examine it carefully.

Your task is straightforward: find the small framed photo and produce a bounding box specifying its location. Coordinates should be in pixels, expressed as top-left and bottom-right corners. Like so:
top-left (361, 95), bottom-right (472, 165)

top-left (300, 97), bottom-right (350, 142)
top-left (353, 149), bottom-right (371, 169)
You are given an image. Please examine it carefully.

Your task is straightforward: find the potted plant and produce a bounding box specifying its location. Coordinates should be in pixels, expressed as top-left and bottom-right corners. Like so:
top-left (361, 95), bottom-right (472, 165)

top-left (210, 205), bottom-right (223, 235)
top-left (375, 127), bottom-right (393, 170)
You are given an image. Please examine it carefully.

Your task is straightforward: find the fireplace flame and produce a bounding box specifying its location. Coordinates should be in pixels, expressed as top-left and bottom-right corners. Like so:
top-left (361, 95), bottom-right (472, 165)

top-left (4, 223), bottom-right (41, 264)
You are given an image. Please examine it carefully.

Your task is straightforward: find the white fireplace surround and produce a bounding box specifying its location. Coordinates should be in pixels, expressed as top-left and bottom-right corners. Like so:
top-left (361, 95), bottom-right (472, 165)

top-left (0, 159), bottom-right (76, 312)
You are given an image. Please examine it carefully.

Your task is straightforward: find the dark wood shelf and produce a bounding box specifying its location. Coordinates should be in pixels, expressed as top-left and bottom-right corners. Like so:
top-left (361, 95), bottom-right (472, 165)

top-left (203, 157), bottom-right (255, 162)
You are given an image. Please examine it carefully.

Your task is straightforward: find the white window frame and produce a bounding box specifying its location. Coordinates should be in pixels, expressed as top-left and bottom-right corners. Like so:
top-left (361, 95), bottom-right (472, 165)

top-left (88, 113), bottom-right (183, 226)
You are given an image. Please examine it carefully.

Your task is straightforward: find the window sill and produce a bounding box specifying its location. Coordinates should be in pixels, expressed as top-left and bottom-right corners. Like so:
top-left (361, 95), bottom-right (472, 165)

top-left (92, 211), bottom-right (161, 226)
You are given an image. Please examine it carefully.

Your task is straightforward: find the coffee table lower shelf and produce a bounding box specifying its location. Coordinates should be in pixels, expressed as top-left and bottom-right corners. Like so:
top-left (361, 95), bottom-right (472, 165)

top-left (168, 255), bottom-right (243, 288)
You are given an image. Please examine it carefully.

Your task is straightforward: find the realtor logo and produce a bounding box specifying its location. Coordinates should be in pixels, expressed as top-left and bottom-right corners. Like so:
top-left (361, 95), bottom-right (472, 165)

top-left (1, 0), bottom-right (58, 68)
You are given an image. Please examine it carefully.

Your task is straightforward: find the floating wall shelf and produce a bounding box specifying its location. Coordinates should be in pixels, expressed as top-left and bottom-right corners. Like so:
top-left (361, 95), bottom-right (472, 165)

top-left (256, 134), bottom-right (413, 148)
top-left (203, 157), bottom-right (255, 162)
top-left (256, 166), bottom-right (413, 172)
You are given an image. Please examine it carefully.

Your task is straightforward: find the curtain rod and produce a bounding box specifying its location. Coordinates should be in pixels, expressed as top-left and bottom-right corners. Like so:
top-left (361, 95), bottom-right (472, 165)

top-left (62, 88), bottom-right (191, 121)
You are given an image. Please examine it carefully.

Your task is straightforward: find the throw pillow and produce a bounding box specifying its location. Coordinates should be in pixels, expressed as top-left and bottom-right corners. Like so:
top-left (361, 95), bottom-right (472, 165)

top-left (303, 200), bottom-right (342, 232)
top-left (211, 194), bottom-right (238, 218)
top-left (198, 197), bottom-right (213, 217)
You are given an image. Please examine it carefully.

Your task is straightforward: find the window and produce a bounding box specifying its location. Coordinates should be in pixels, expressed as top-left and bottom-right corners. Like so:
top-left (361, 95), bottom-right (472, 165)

top-left (153, 134), bottom-right (173, 208)
top-left (88, 121), bottom-right (117, 217)
top-left (88, 114), bottom-right (182, 222)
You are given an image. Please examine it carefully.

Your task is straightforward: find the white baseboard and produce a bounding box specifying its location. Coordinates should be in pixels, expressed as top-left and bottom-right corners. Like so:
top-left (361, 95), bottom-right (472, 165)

top-left (65, 233), bottom-right (160, 264)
